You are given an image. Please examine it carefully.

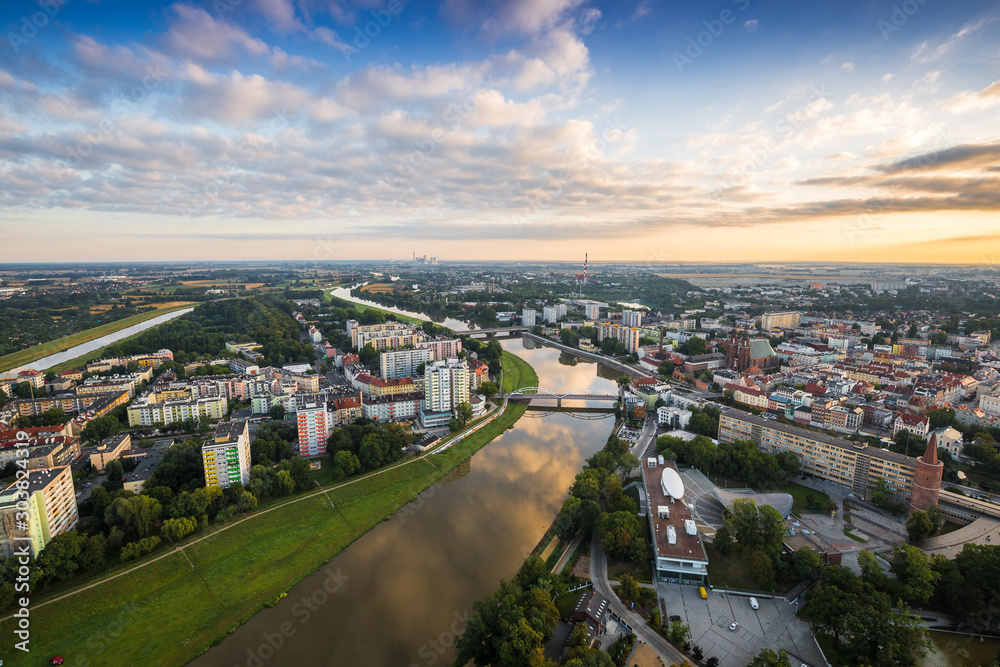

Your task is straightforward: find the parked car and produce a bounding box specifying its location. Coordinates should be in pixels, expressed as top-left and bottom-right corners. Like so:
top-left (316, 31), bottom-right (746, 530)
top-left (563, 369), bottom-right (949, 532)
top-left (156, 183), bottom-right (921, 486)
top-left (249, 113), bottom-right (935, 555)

top-left (50, 658), bottom-right (65, 665)
top-left (749, 597), bottom-right (759, 610)
top-left (669, 615), bottom-right (681, 623)
top-left (728, 622), bottom-right (739, 631)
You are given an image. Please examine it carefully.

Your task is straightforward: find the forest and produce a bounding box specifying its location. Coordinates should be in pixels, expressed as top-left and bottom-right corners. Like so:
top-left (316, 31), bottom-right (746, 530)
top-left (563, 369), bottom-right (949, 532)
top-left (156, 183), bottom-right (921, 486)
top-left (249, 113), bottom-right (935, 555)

top-left (105, 297), bottom-right (315, 365)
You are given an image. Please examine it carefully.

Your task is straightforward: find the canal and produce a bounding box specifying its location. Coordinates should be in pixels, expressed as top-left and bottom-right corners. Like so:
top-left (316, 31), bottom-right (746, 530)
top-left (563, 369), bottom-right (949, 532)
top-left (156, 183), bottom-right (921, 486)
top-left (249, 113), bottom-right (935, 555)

top-left (190, 337), bottom-right (622, 667)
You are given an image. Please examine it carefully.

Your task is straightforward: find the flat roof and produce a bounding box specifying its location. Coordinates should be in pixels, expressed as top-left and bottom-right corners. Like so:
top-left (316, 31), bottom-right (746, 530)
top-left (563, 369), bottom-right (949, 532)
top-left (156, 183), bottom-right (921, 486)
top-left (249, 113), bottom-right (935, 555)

top-left (721, 409), bottom-right (916, 467)
top-left (642, 459), bottom-right (708, 563)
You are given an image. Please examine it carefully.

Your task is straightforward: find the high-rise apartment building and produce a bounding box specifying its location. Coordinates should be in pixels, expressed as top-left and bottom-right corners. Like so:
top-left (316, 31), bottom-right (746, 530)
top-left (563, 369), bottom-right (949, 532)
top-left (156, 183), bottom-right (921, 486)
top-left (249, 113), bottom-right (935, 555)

top-left (420, 359), bottom-right (470, 428)
top-left (760, 311), bottom-right (802, 330)
top-left (622, 310), bottom-right (643, 328)
top-left (380, 347), bottom-right (433, 379)
top-left (295, 394), bottom-right (329, 457)
top-left (522, 309), bottom-right (536, 327)
top-left (597, 322), bottom-right (641, 354)
top-left (202, 420), bottom-right (251, 489)
top-left (0, 466), bottom-right (78, 557)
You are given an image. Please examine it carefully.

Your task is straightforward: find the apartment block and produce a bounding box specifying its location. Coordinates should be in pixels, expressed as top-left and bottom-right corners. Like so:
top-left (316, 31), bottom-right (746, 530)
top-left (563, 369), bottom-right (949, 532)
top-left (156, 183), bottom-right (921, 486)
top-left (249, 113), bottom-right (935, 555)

top-left (0, 466), bottom-right (78, 558)
top-left (622, 310), bottom-right (643, 328)
top-left (597, 322), bottom-right (641, 354)
top-left (761, 311), bottom-right (802, 330)
top-left (718, 410), bottom-right (934, 508)
top-left (202, 420), bottom-right (251, 489)
top-left (380, 347), bottom-right (433, 380)
top-left (295, 394), bottom-right (329, 457)
top-left (522, 308), bottom-right (536, 327)
top-left (421, 359), bottom-right (470, 428)
top-left (416, 338), bottom-right (463, 361)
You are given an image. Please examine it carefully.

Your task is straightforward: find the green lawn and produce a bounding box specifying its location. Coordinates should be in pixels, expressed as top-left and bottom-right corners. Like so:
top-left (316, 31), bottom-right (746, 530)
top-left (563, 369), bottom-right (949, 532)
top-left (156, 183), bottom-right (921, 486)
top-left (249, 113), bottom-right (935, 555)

top-left (555, 591), bottom-right (580, 621)
top-left (0, 351), bottom-right (536, 666)
top-left (0, 303), bottom-right (195, 372)
top-left (776, 480), bottom-right (832, 514)
top-left (705, 542), bottom-right (793, 594)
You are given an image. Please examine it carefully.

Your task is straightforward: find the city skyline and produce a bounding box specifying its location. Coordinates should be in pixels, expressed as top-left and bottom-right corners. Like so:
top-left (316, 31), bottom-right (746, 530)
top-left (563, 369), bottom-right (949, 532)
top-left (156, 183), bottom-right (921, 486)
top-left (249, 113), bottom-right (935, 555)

top-left (1, 0), bottom-right (999, 262)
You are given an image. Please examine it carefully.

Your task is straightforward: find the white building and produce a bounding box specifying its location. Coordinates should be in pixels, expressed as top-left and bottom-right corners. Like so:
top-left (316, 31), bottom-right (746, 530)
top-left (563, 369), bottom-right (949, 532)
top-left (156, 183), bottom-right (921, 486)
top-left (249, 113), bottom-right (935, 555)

top-left (380, 347), bottom-right (433, 380)
top-left (542, 304), bottom-right (567, 324)
top-left (295, 394), bottom-right (329, 457)
top-left (522, 308), bottom-right (536, 327)
top-left (421, 359), bottom-right (470, 428)
top-left (657, 406), bottom-right (691, 429)
top-left (584, 304), bottom-right (601, 320)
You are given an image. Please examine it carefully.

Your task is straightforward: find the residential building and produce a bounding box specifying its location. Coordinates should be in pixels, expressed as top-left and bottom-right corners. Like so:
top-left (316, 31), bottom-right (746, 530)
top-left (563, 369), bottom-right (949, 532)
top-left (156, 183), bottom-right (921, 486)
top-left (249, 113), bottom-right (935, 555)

top-left (719, 410), bottom-right (942, 510)
top-left (893, 412), bottom-right (930, 439)
top-left (353, 373), bottom-right (420, 399)
top-left (362, 393), bottom-right (422, 422)
top-left (380, 347), bottom-right (433, 380)
top-left (522, 308), bottom-right (536, 327)
top-left (0, 466), bottom-right (78, 558)
top-left (331, 395), bottom-right (362, 427)
top-left (295, 394), bottom-right (329, 457)
top-left (761, 311), bottom-right (802, 330)
top-left (597, 322), bottom-right (641, 354)
top-left (90, 433), bottom-right (131, 472)
top-left (202, 420), bottom-right (251, 489)
top-left (622, 310), bottom-right (643, 328)
top-left (421, 359), bottom-right (470, 428)
top-left (351, 322), bottom-right (423, 350)
top-left (583, 304), bottom-right (601, 320)
top-left (417, 338), bottom-right (463, 361)
top-left (123, 439), bottom-right (173, 494)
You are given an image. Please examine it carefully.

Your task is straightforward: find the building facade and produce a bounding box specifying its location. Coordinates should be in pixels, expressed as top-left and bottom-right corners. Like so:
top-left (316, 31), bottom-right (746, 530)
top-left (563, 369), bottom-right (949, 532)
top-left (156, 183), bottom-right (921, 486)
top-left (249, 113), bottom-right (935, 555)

top-left (202, 420), bottom-right (251, 489)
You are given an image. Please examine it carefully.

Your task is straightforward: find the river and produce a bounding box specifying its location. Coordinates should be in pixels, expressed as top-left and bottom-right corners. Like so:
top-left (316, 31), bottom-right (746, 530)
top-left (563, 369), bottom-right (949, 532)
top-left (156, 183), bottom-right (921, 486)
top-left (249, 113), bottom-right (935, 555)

top-left (330, 285), bottom-right (470, 331)
top-left (191, 337), bottom-right (621, 667)
top-left (18, 307), bottom-right (194, 372)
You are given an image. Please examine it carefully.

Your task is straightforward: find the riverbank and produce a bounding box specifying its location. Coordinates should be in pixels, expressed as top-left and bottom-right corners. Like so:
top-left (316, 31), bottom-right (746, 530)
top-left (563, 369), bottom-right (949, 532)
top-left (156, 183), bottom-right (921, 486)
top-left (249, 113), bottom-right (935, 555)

top-left (0, 351), bottom-right (537, 667)
top-left (0, 302), bottom-right (196, 373)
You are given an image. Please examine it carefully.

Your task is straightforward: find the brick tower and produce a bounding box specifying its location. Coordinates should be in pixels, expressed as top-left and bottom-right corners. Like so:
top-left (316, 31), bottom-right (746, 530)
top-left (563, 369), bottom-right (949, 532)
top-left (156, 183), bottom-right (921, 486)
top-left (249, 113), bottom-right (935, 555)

top-left (910, 432), bottom-right (943, 511)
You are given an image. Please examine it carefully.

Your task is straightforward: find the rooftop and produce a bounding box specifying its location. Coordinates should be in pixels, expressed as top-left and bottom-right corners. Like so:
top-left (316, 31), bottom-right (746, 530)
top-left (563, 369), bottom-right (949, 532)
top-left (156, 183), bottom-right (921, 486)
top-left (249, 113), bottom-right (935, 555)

top-left (642, 459), bottom-right (708, 563)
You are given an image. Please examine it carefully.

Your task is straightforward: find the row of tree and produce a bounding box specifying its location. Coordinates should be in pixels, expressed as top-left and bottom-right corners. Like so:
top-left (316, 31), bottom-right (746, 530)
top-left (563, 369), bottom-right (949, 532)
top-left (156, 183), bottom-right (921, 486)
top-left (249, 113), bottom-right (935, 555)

top-left (655, 433), bottom-right (800, 490)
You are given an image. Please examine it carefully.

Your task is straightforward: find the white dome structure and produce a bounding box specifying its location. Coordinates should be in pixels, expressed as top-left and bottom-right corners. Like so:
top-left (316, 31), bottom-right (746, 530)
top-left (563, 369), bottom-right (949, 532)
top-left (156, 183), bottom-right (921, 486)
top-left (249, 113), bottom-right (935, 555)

top-left (660, 467), bottom-right (684, 500)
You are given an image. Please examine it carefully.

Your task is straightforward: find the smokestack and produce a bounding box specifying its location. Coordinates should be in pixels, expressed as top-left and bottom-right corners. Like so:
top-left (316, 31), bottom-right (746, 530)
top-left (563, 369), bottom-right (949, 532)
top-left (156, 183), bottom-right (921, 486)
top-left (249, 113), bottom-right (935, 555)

top-left (659, 327), bottom-right (664, 353)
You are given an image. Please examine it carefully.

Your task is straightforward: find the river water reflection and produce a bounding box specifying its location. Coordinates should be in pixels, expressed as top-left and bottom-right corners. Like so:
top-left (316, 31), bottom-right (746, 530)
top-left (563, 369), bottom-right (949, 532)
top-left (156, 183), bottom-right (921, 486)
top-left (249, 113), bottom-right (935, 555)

top-left (190, 338), bottom-right (619, 667)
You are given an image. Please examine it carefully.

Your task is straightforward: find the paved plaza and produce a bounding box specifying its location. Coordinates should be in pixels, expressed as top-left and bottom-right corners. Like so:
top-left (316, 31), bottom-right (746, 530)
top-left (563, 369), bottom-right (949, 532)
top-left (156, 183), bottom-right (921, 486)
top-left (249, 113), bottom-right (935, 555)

top-left (657, 584), bottom-right (824, 667)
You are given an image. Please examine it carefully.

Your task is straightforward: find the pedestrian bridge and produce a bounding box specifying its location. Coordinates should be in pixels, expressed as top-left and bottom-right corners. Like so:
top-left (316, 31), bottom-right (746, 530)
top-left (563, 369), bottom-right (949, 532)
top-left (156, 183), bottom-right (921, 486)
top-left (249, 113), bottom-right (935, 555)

top-left (507, 387), bottom-right (619, 407)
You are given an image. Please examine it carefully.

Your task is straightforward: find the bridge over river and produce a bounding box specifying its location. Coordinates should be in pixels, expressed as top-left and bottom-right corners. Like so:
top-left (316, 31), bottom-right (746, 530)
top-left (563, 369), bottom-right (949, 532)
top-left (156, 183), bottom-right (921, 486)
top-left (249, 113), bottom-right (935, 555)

top-left (507, 387), bottom-right (620, 407)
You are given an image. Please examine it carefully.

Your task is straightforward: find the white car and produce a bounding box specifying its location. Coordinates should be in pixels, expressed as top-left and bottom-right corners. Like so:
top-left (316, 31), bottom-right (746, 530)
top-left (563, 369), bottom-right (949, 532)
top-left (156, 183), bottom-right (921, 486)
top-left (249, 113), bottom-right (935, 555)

top-left (749, 597), bottom-right (759, 610)
top-left (728, 622), bottom-right (739, 631)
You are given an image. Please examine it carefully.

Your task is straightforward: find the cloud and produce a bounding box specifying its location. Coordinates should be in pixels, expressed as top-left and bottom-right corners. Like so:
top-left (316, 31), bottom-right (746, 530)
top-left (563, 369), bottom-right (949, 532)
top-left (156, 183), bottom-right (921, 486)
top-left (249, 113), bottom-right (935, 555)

top-left (163, 4), bottom-right (270, 62)
top-left (744, 19), bottom-right (758, 30)
top-left (943, 78), bottom-right (1000, 113)
top-left (442, 0), bottom-right (586, 35)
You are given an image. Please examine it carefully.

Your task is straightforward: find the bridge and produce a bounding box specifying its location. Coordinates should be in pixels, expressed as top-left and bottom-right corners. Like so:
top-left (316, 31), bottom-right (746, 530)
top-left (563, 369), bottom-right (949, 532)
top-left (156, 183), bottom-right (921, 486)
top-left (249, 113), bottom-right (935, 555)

top-left (453, 326), bottom-right (530, 336)
top-left (507, 387), bottom-right (619, 407)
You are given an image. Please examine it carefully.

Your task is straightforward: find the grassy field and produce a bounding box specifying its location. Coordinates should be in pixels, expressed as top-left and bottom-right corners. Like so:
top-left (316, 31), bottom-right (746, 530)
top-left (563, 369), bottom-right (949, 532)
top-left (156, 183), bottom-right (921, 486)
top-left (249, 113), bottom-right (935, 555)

top-left (326, 293), bottom-right (425, 324)
top-left (0, 351), bottom-right (537, 666)
top-left (777, 480), bottom-right (832, 514)
top-left (0, 303), bottom-right (195, 372)
top-left (705, 542), bottom-right (793, 594)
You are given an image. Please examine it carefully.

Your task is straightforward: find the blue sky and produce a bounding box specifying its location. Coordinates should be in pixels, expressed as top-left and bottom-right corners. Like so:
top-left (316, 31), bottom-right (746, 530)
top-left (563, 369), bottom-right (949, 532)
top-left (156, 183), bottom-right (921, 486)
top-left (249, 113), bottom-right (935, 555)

top-left (1, 0), bottom-right (999, 262)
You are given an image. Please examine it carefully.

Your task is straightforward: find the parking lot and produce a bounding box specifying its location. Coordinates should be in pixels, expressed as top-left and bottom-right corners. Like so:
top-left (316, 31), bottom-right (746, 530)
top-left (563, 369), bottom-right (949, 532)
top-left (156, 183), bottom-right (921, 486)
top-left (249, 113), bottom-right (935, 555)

top-left (657, 584), bottom-right (823, 667)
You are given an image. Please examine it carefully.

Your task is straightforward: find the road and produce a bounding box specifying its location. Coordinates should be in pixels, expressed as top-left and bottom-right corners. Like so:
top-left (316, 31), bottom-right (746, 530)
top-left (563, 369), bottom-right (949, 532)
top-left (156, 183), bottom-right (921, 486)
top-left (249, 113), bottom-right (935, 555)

top-left (589, 535), bottom-right (689, 666)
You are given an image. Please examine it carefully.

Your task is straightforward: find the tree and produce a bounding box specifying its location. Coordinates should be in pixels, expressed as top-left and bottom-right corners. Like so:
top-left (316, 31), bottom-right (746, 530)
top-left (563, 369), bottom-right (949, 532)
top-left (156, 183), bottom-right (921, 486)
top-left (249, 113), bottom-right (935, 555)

top-left (478, 381), bottom-right (499, 399)
top-left (456, 402), bottom-right (474, 426)
top-left (667, 619), bottom-right (689, 645)
top-left (333, 450), bottom-right (360, 478)
top-left (858, 549), bottom-right (886, 589)
top-left (906, 510), bottom-right (934, 541)
top-left (80, 414), bottom-right (123, 444)
top-left (890, 544), bottom-right (939, 604)
top-left (748, 549), bottom-right (775, 587)
top-left (619, 572), bottom-right (640, 603)
top-left (791, 547), bottom-right (824, 581)
top-left (269, 404), bottom-right (286, 421)
top-left (104, 459), bottom-right (125, 489)
top-left (596, 511), bottom-right (643, 561)
top-left (748, 648), bottom-right (791, 667)
top-left (162, 516), bottom-right (198, 542)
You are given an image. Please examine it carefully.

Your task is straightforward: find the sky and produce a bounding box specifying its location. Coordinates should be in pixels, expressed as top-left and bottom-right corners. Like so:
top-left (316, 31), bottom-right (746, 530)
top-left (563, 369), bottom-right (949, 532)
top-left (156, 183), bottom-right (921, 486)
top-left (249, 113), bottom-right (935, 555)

top-left (1, 0), bottom-right (999, 263)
